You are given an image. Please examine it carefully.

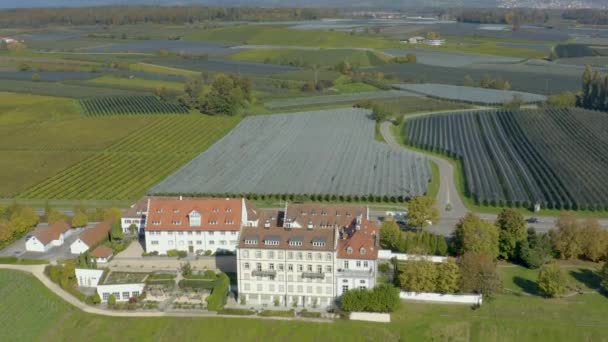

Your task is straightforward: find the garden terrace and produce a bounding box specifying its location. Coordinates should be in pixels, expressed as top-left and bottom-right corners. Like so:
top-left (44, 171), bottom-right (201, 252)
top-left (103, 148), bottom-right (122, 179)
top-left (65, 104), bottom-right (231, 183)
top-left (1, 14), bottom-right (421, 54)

top-left (102, 271), bottom-right (148, 285)
top-left (150, 108), bottom-right (430, 200)
top-left (405, 108), bottom-right (608, 210)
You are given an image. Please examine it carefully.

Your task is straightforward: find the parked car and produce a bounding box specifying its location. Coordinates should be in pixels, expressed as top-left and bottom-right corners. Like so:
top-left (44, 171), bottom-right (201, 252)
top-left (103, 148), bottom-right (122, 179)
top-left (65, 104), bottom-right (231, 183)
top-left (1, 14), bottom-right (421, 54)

top-left (526, 217), bottom-right (538, 224)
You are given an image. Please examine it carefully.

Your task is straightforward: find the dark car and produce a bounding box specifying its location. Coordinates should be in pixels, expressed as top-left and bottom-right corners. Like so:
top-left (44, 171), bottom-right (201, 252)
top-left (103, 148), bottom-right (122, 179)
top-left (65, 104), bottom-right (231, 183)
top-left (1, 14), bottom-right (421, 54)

top-left (526, 217), bottom-right (539, 224)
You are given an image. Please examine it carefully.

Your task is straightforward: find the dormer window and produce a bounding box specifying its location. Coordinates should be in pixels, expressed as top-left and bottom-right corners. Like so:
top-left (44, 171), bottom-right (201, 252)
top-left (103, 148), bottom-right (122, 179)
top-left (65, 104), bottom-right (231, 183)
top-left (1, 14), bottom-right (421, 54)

top-left (212, 208), bottom-right (219, 213)
top-left (226, 208), bottom-right (232, 213)
top-left (289, 241), bottom-right (303, 246)
top-left (209, 220), bottom-right (218, 225)
top-left (307, 221), bottom-right (313, 229)
top-left (189, 210), bottom-right (201, 227)
top-left (156, 209), bottom-right (163, 214)
top-left (152, 220), bottom-right (160, 226)
top-left (173, 209), bottom-right (179, 213)
top-left (172, 220), bottom-right (181, 225)
top-left (312, 241), bottom-right (325, 247)
top-left (264, 240), bottom-right (279, 246)
top-left (245, 239), bottom-right (257, 245)
top-left (321, 211), bottom-right (327, 216)
top-left (360, 247), bottom-right (366, 255)
top-left (225, 220), bottom-right (234, 225)
top-left (347, 246), bottom-right (353, 254)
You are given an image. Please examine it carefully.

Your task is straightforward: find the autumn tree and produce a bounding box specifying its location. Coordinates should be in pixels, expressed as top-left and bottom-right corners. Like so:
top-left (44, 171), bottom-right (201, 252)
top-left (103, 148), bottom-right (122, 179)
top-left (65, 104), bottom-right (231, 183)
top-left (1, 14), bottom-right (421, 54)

top-left (46, 208), bottom-right (66, 224)
top-left (103, 208), bottom-right (122, 222)
top-left (538, 263), bottom-right (567, 297)
top-left (452, 213), bottom-right (499, 259)
top-left (518, 228), bottom-right (553, 269)
top-left (435, 259), bottom-right (460, 293)
top-left (495, 209), bottom-right (527, 260)
top-left (551, 212), bottom-right (583, 260)
top-left (407, 196), bottom-right (440, 229)
top-left (458, 252), bottom-right (502, 299)
top-left (71, 211), bottom-right (88, 228)
top-left (398, 259), bottom-right (438, 292)
top-left (580, 219), bottom-right (608, 262)
top-left (379, 220), bottom-right (402, 251)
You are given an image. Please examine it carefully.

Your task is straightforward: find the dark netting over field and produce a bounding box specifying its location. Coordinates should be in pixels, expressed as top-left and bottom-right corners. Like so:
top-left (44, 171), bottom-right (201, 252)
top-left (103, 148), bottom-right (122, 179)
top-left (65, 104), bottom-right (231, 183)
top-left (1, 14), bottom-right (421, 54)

top-left (375, 63), bottom-right (580, 95)
top-left (80, 96), bottom-right (189, 116)
top-left (406, 108), bottom-right (608, 210)
top-left (151, 108), bottom-right (430, 200)
top-left (395, 84), bottom-right (546, 105)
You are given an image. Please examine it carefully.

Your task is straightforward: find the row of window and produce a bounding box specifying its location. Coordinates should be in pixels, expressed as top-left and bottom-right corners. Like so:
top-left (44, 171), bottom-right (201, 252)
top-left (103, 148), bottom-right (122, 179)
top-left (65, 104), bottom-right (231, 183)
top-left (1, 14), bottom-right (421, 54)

top-left (244, 263), bottom-right (332, 273)
top-left (243, 283), bottom-right (333, 295)
top-left (155, 208), bottom-right (233, 214)
top-left (149, 240), bottom-right (236, 246)
top-left (149, 231), bottom-right (237, 236)
top-left (342, 260), bottom-right (370, 269)
top-left (243, 273), bottom-right (332, 284)
top-left (151, 220), bottom-right (235, 226)
top-left (123, 219), bottom-right (143, 224)
top-left (101, 291), bottom-right (139, 301)
top-left (241, 250), bottom-right (332, 261)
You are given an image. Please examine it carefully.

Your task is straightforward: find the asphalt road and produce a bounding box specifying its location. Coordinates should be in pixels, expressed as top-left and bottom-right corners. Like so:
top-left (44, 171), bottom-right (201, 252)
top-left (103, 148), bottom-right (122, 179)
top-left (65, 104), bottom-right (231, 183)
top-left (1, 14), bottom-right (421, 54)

top-left (379, 120), bottom-right (608, 236)
top-left (0, 225), bottom-right (89, 261)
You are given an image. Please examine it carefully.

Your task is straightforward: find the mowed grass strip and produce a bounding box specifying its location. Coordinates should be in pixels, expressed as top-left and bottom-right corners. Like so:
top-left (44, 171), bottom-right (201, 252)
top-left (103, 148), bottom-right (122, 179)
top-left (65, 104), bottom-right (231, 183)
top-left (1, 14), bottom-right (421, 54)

top-left (19, 114), bottom-right (240, 201)
top-left (2, 268), bottom-right (608, 341)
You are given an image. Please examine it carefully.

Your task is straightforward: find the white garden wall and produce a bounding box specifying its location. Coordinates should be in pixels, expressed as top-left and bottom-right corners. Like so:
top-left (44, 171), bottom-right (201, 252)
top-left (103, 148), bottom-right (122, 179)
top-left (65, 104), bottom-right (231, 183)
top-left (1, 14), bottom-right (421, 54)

top-left (400, 292), bottom-right (482, 305)
top-left (378, 250), bottom-right (447, 263)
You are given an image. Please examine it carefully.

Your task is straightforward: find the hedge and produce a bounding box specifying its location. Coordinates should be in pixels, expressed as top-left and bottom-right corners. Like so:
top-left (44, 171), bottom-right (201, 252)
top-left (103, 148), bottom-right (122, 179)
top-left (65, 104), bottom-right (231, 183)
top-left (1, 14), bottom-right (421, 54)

top-left (146, 279), bottom-right (176, 288)
top-left (340, 284), bottom-right (400, 313)
top-left (0, 257), bottom-right (49, 265)
top-left (259, 309), bottom-right (295, 317)
top-left (299, 310), bottom-right (322, 318)
top-left (206, 272), bottom-right (230, 311)
top-left (178, 279), bottom-right (216, 290)
top-left (217, 308), bottom-right (256, 316)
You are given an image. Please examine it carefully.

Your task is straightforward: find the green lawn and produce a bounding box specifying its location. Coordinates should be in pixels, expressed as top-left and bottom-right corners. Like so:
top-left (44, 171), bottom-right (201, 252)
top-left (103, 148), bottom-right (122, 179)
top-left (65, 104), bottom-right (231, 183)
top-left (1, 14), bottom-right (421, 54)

top-left (2, 268), bottom-right (608, 341)
top-left (129, 62), bottom-right (199, 77)
top-left (186, 25), bottom-right (399, 49)
top-left (88, 75), bottom-right (185, 92)
top-left (414, 35), bottom-right (553, 59)
top-left (230, 48), bottom-right (390, 68)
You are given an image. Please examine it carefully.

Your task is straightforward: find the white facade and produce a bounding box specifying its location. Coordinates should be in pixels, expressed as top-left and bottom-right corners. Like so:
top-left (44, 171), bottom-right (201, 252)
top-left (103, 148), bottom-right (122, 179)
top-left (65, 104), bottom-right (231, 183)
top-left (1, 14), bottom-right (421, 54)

top-left (237, 248), bottom-right (336, 309)
top-left (97, 283), bottom-right (145, 302)
top-left (335, 258), bottom-right (377, 297)
top-left (70, 238), bottom-right (90, 255)
top-left (145, 229), bottom-right (240, 255)
top-left (75, 268), bottom-right (105, 287)
top-left (25, 232), bottom-right (67, 253)
top-left (121, 217), bottom-right (146, 234)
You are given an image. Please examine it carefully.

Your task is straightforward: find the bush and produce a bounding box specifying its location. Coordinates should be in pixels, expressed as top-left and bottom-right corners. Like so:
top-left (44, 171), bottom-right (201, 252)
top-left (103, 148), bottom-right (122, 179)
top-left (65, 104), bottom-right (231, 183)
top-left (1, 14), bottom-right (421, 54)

top-left (167, 249), bottom-right (179, 257)
top-left (178, 279), bottom-right (216, 290)
top-left (203, 270), bottom-right (216, 279)
top-left (259, 309), bottom-right (294, 317)
top-left (217, 308), bottom-right (255, 316)
top-left (107, 294), bottom-right (117, 306)
top-left (299, 309), bottom-right (322, 318)
top-left (206, 272), bottom-right (230, 311)
top-left (538, 263), bottom-right (567, 297)
top-left (341, 284), bottom-right (400, 313)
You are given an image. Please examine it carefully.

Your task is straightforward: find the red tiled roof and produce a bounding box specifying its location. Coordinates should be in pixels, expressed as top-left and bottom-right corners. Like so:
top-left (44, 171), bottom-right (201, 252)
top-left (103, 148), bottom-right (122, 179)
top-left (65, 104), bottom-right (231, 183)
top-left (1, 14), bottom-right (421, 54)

top-left (90, 245), bottom-right (113, 258)
top-left (80, 220), bottom-right (112, 247)
top-left (145, 197), bottom-right (243, 231)
top-left (33, 221), bottom-right (70, 245)
top-left (284, 203), bottom-right (367, 229)
top-left (337, 219), bottom-right (379, 260)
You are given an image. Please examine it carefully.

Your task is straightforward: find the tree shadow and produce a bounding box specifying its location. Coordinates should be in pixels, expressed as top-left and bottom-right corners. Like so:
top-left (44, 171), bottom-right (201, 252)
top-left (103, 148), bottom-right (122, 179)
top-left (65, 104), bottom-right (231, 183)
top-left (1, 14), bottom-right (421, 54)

top-left (569, 268), bottom-right (602, 291)
top-left (513, 276), bottom-right (541, 296)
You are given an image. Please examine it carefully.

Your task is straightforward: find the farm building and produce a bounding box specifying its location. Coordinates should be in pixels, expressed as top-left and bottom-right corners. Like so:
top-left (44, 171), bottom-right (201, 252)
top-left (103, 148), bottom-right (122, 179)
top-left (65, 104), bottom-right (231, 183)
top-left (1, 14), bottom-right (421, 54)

top-left (25, 221), bottom-right (71, 252)
top-left (70, 220), bottom-right (112, 255)
top-left (90, 245), bottom-right (113, 264)
top-left (75, 268), bottom-right (145, 302)
top-left (0, 37), bottom-right (18, 44)
top-left (121, 197), bottom-right (149, 234)
top-left (236, 203), bottom-right (379, 308)
top-left (144, 197), bottom-right (260, 255)
top-left (406, 36), bottom-right (425, 44)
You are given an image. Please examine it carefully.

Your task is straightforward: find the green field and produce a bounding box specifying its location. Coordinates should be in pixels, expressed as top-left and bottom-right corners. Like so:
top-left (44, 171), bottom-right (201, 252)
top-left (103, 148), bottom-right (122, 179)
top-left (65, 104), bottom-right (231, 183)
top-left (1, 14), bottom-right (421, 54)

top-left (88, 75), bottom-right (185, 92)
top-left (230, 48), bottom-right (390, 68)
top-left (129, 62), bottom-right (199, 77)
top-left (186, 25), bottom-right (399, 49)
top-left (2, 268), bottom-right (608, 341)
top-left (19, 114), bottom-right (239, 201)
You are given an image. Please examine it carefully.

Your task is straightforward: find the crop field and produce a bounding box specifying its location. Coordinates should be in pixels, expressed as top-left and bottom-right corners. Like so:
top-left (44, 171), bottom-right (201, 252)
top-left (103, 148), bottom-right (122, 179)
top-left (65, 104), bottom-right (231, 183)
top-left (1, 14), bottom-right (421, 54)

top-left (185, 25), bottom-right (398, 49)
top-left (230, 48), bottom-right (389, 68)
top-left (376, 62), bottom-right (580, 95)
top-left (88, 75), bottom-right (185, 91)
top-left (80, 96), bottom-right (189, 116)
top-left (84, 40), bottom-right (234, 56)
top-left (406, 108), bottom-right (608, 210)
top-left (151, 108), bottom-right (430, 200)
top-left (383, 48), bottom-right (522, 68)
top-left (150, 58), bottom-right (300, 76)
top-left (0, 71), bottom-right (98, 81)
top-left (556, 56), bottom-right (608, 68)
top-left (19, 114), bottom-right (240, 201)
top-left (0, 79), bottom-right (143, 98)
top-left (395, 84), bottom-right (547, 105)
top-left (265, 90), bottom-right (418, 109)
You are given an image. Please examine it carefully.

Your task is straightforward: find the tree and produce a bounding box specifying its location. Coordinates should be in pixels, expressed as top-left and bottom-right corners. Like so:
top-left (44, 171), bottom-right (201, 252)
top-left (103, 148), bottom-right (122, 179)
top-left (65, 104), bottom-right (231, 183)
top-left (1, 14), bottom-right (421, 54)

top-left (31, 73), bottom-right (40, 82)
top-left (71, 211), bottom-right (88, 228)
top-left (46, 208), bottom-right (66, 224)
top-left (547, 91), bottom-right (577, 107)
top-left (181, 262), bottom-right (193, 277)
top-left (407, 196), bottom-right (439, 229)
top-left (103, 208), bottom-right (122, 221)
top-left (91, 293), bottom-right (101, 305)
top-left (458, 252), bottom-right (502, 299)
top-left (496, 209), bottom-right (527, 260)
top-left (128, 223), bottom-right (138, 235)
top-left (379, 220), bottom-right (402, 251)
top-left (452, 213), bottom-right (499, 259)
top-left (199, 73), bottom-right (251, 116)
top-left (538, 263), bottom-right (567, 297)
top-left (398, 259), bottom-right (437, 292)
top-left (581, 65), bottom-right (593, 107)
top-left (518, 228), bottom-right (553, 269)
top-left (180, 76), bottom-right (203, 108)
top-left (463, 75), bottom-right (475, 87)
top-left (110, 219), bottom-right (123, 241)
top-left (551, 212), bottom-right (582, 260)
top-left (107, 294), bottom-right (117, 306)
top-left (580, 219), bottom-right (608, 262)
top-left (435, 259), bottom-right (460, 293)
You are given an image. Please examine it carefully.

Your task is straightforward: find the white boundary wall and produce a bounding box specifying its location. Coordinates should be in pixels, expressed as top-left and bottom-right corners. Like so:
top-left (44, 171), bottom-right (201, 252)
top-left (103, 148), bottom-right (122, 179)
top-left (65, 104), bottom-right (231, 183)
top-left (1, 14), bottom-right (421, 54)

top-left (378, 250), bottom-right (447, 263)
top-left (349, 312), bottom-right (391, 323)
top-left (400, 292), bottom-right (482, 305)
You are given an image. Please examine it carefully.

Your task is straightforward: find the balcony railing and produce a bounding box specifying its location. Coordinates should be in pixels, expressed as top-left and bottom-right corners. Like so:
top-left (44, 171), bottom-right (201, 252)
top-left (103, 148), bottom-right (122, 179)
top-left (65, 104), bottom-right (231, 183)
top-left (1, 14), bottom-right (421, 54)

top-left (252, 270), bottom-right (277, 277)
top-left (301, 272), bottom-right (325, 279)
